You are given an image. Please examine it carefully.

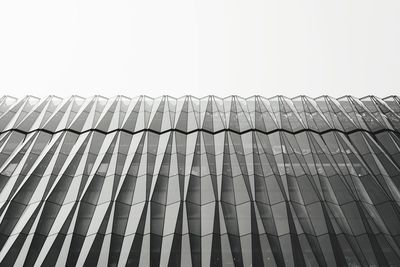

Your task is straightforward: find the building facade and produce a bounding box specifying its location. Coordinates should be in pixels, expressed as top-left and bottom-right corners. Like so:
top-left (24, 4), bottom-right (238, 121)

top-left (0, 95), bottom-right (399, 266)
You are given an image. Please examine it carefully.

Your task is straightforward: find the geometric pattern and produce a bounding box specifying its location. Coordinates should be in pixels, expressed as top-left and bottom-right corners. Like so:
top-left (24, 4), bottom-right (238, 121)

top-left (0, 95), bottom-right (399, 266)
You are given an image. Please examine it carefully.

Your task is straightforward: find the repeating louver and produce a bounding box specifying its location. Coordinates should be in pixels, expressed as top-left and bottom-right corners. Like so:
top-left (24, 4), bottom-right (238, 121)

top-left (0, 95), bottom-right (399, 266)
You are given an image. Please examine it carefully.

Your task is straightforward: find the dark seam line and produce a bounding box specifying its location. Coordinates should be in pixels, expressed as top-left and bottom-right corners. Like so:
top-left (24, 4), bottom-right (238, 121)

top-left (2, 127), bottom-right (399, 136)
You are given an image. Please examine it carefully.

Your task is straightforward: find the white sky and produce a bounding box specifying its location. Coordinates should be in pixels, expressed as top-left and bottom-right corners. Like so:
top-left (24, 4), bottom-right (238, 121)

top-left (0, 0), bottom-right (399, 99)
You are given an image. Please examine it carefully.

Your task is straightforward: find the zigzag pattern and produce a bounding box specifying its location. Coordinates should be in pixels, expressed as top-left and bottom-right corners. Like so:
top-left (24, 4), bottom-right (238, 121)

top-left (0, 95), bottom-right (399, 266)
top-left (0, 95), bottom-right (399, 134)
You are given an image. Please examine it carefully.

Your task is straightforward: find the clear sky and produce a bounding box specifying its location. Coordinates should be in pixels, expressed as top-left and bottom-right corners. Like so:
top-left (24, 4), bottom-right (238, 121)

top-left (0, 0), bottom-right (399, 99)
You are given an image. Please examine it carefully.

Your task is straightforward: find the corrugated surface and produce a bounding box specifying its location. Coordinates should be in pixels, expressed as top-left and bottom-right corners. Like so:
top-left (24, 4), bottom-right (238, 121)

top-left (0, 95), bottom-right (399, 266)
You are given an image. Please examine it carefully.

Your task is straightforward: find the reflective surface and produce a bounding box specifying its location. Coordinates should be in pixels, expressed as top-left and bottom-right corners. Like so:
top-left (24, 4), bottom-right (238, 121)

top-left (0, 95), bottom-right (399, 266)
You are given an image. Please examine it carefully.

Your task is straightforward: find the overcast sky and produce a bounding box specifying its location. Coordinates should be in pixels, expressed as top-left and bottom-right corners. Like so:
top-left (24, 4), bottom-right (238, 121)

top-left (0, 0), bottom-right (399, 99)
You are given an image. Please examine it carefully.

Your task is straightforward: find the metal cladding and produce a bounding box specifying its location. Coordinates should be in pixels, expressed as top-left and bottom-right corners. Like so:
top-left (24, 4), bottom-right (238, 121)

top-left (0, 95), bottom-right (399, 266)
